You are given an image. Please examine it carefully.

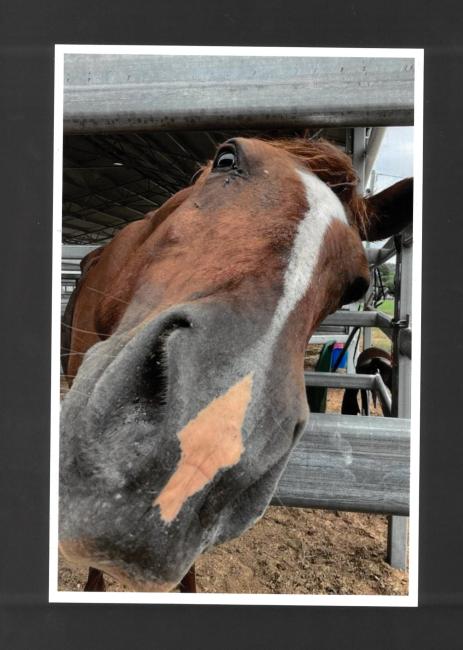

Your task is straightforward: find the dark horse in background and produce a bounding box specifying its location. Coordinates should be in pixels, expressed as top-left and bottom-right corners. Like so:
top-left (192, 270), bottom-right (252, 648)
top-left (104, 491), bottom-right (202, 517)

top-left (341, 346), bottom-right (393, 416)
top-left (60, 137), bottom-right (413, 592)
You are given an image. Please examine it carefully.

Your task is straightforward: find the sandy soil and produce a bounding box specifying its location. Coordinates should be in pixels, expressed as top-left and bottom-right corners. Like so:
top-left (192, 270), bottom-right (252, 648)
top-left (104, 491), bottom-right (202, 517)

top-left (58, 341), bottom-right (407, 596)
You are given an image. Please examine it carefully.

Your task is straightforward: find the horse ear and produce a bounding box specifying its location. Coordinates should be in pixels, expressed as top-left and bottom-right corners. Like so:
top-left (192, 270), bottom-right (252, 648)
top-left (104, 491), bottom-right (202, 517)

top-left (361, 177), bottom-right (413, 242)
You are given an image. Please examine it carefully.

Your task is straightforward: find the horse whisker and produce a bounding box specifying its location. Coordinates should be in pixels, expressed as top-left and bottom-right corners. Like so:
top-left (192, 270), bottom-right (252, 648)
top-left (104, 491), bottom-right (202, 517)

top-left (327, 180), bottom-right (357, 189)
top-left (85, 286), bottom-right (131, 306)
top-left (61, 322), bottom-right (111, 337)
top-left (61, 351), bottom-right (120, 359)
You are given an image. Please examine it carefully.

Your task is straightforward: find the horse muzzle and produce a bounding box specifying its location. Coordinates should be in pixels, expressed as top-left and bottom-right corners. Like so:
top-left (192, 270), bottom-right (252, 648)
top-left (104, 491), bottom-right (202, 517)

top-left (59, 539), bottom-right (176, 592)
top-left (59, 301), bottom-right (308, 590)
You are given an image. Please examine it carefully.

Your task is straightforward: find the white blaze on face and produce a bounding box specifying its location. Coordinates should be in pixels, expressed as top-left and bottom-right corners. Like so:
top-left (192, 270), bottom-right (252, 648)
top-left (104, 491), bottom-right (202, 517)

top-left (265, 169), bottom-right (348, 344)
top-left (150, 170), bottom-right (349, 525)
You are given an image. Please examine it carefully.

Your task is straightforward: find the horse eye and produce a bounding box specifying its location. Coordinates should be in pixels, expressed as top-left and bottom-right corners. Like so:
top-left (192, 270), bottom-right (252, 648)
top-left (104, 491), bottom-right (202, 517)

top-left (214, 149), bottom-right (237, 170)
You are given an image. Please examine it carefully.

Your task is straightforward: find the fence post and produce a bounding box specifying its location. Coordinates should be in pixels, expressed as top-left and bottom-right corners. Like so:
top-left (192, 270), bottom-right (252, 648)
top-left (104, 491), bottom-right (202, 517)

top-left (352, 127), bottom-right (367, 366)
top-left (387, 226), bottom-right (412, 569)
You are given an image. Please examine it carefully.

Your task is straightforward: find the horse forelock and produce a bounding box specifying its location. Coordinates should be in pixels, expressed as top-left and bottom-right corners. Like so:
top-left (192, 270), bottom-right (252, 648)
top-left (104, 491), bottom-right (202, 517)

top-left (261, 137), bottom-right (370, 237)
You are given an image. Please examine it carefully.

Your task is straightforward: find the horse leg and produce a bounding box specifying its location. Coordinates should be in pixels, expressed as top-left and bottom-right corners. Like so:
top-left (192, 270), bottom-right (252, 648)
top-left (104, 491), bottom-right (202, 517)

top-left (179, 565), bottom-right (197, 593)
top-left (341, 388), bottom-right (360, 415)
top-left (360, 388), bottom-right (369, 415)
top-left (84, 567), bottom-right (106, 591)
top-left (83, 566), bottom-right (196, 593)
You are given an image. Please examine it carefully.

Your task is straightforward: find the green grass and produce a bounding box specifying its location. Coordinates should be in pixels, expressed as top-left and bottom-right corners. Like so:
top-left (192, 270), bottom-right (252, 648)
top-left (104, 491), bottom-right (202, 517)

top-left (368, 299), bottom-right (394, 353)
top-left (377, 298), bottom-right (395, 317)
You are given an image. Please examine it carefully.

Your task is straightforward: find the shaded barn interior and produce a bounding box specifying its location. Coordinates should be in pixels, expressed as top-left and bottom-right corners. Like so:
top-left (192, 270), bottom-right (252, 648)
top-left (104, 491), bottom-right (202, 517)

top-left (62, 127), bottom-right (352, 245)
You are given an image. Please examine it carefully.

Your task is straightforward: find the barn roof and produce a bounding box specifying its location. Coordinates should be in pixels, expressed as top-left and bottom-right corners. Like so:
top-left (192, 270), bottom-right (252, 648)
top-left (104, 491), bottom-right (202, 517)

top-left (62, 127), bottom-right (355, 245)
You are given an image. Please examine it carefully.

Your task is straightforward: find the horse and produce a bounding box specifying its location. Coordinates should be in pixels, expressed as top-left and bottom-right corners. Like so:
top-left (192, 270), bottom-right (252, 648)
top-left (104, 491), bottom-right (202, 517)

top-left (341, 346), bottom-right (392, 416)
top-left (59, 136), bottom-right (413, 593)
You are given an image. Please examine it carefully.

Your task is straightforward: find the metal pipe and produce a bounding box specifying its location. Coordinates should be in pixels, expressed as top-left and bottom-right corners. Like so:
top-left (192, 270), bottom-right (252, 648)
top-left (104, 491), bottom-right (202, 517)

top-left (322, 311), bottom-right (392, 328)
top-left (387, 229), bottom-right (413, 569)
top-left (273, 413), bottom-right (410, 515)
top-left (305, 371), bottom-right (377, 390)
top-left (365, 127), bottom-right (387, 186)
top-left (309, 334), bottom-right (349, 345)
top-left (63, 54), bottom-right (415, 134)
top-left (62, 245), bottom-right (100, 259)
top-left (374, 373), bottom-right (392, 417)
top-left (366, 238), bottom-right (396, 267)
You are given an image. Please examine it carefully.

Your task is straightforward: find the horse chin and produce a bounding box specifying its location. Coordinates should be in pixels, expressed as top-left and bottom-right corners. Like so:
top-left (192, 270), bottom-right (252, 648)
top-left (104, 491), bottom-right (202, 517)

top-left (59, 540), bottom-right (177, 592)
top-left (198, 451), bottom-right (295, 550)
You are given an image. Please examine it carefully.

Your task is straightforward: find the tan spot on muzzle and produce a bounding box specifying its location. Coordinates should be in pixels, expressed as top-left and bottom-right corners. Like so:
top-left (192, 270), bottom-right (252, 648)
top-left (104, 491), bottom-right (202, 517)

top-left (153, 373), bottom-right (254, 523)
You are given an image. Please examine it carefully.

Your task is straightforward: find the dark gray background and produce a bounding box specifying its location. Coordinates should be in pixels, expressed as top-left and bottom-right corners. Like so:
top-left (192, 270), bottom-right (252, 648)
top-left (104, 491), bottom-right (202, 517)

top-left (1, 1), bottom-right (462, 648)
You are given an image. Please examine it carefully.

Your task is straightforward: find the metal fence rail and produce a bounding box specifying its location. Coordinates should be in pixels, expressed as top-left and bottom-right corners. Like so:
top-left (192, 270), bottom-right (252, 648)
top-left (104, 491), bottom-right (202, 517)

top-left (305, 371), bottom-right (392, 416)
top-left (273, 413), bottom-right (409, 515)
top-left (63, 54), bottom-right (414, 134)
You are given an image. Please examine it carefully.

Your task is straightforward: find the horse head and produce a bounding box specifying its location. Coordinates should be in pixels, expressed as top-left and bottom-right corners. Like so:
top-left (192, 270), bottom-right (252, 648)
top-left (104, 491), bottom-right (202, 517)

top-left (59, 137), bottom-right (413, 591)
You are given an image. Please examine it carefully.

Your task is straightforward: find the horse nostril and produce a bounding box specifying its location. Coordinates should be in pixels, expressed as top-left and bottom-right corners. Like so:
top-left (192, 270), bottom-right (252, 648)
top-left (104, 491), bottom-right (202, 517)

top-left (163, 316), bottom-right (193, 333)
top-left (138, 316), bottom-right (192, 408)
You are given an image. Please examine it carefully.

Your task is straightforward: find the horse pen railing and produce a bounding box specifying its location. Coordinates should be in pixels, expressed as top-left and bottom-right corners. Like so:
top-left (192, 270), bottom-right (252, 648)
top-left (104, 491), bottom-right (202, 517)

top-left (304, 227), bottom-right (413, 569)
top-left (273, 412), bottom-right (409, 516)
top-left (60, 52), bottom-right (415, 572)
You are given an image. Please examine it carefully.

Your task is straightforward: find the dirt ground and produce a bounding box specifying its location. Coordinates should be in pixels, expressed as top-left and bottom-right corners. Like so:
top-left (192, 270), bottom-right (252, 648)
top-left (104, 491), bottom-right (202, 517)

top-left (58, 339), bottom-right (408, 596)
top-left (59, 505), bottom-right (407, 595)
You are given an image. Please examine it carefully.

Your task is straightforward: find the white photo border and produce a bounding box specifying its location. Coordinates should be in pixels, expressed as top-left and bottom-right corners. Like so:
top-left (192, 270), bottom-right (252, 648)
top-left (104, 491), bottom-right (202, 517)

top-left (50, 44), bottom-right (424, 606)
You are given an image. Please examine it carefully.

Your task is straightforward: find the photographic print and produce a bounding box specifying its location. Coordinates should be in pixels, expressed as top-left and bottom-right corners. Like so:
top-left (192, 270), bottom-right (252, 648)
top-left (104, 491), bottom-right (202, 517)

top-left (50, 46), bottom-right (423, 605)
